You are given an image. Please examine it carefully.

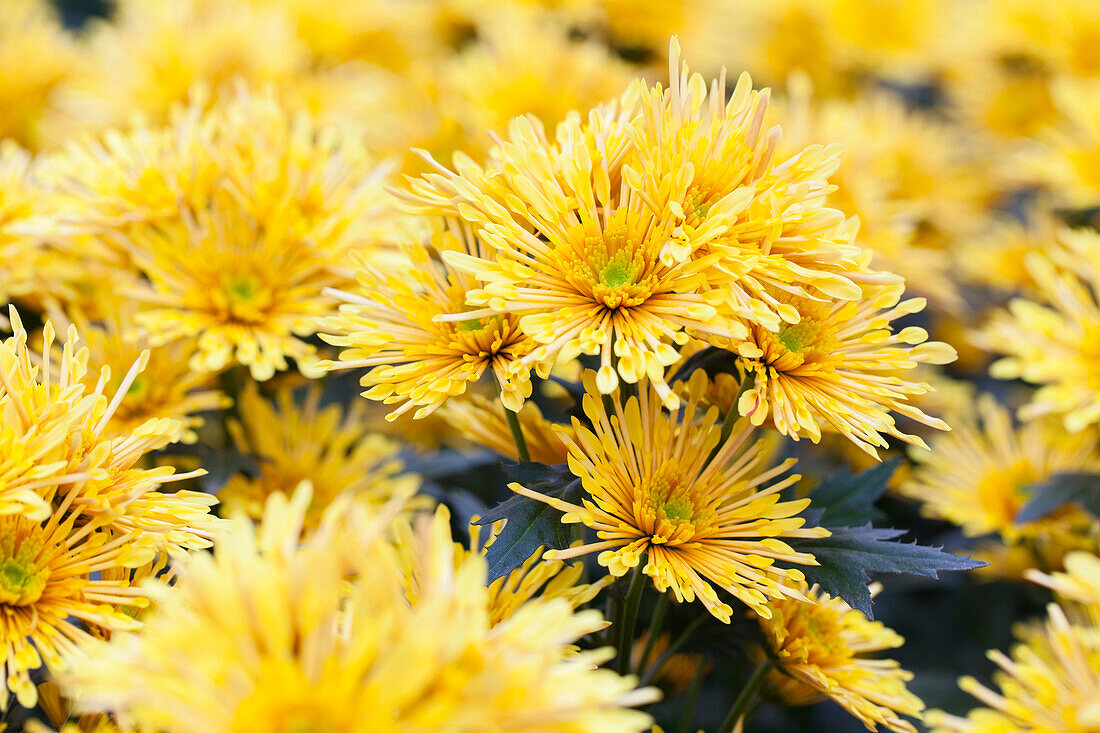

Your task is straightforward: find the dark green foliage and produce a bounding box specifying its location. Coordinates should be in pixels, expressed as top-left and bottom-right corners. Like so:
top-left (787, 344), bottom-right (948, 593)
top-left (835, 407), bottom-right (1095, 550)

top-left (1017, 471), bottom-right (1100, 523)
top-left (788, 525), bottom-right (986, 617)
top-left (474, 462), bottom-right (583, 582)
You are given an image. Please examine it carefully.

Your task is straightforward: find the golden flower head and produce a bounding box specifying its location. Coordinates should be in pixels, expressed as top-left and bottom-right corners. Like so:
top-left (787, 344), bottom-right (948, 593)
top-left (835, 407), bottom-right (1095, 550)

top-left (1, 306), bottom-right (222, 557)
top-left (319, 217), bottom-right (537, 418)
top-left (46, 297), bottom-right (230, 443)
top-left (41, 85), bottom-right (402, 381)
top-left (979, 227), bottom-right (1100, 432)
top-left (736, 281), bottom-right (956, 458)
top-left (927, 603), bottom-right (1100, 733)
top-left (0, 506), bottom-right (147, 711)
top-left (758, 583), bottom-right (924, 733)
top-left (62, 488), bottom-right (659, 732)
top-left (512, 370), bottom-right (828, 622)
top-left (403, 40), bottom-right (875, 408)
top-left (1025, 77), bottom-right (1100, 208)
top-left (439, 393), bottom-right (574, 464)
top-left (65, 0), bottom-right (307, 131)
top-left (0, 0), bottom-right (78, 150)
top-left (900, 395), bottom-right (1100, 546)
top-left (220, 382), bottom-right (422, 529)
top-left (1028, 550), bottom-right (1100, 610)
top-left (438, 4), bottom-right (633, 155)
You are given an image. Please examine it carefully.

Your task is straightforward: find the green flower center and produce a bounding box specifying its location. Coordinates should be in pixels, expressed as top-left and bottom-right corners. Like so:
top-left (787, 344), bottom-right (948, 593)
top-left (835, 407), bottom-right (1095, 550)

top-left (227, 275), bottom-right (259, 303)
top-left (0, 555), bottom-right (48, 606)
top-left (600, 261), bottom-right (634, 289)
top-left (661, 496), bottom-right (694, 522)
top-left (777, 321), bottom-right (820, 354)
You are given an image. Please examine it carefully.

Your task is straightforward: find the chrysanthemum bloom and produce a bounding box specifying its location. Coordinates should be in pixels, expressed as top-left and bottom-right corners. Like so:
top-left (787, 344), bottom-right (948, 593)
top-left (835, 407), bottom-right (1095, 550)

top-left (626, 42), bottom-right (875, 331)
top-left (0, 493), bottom-right (170, 710)
top-left (31, 681), bottom-right (129, 733)
top-left (927, 604), bottom-right (1100, 733)
top-left (63, 0), bottom-right (306, 131)
top-left (219, 383), bottom-right (420, 529)
top-left (979, 228), bottom-right (1100, 432)
top-left (724, 0), bottom-right (946, 95)
top-left (439, 5), bottom-right (633, 153)
top-left (0, 0), bottom-right (78, 150)
top-left (774, 83), bottom-right (991, 312)
top-left (319, 218), bottom-right (537, 417)
top-left (1, 307), bottom-right (222, 559)
top-left (399, 518), bottom-right (614, 628)
top-left (900, 395), bottom-right (1099, 572)
top-left (735, 281), bottom-right (955, 457)
top-left (1028, 550), bottom-right (1100, 608)
top-left (0, 142), bottom-right (81, 310)
top-left (756, 583), bottom-right (924, 733)
top-left (440, 394), bottom-right (574, 464)
top-left (402, 42), bottom-right (885, 406)
top-left (41, 87), bottom-right (401, 381)
top-left (1024, 77), bottom-right (1100, 207)
top-left (511, 371), bottom-right (828, 621)
top-left (48, 299), bottom-right (230, 443)
top-left (62, 489), bottom-right (658, 732)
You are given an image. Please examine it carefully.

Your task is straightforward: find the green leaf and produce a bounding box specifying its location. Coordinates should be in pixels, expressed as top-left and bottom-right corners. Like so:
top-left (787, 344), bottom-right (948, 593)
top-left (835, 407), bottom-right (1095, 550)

top-left (786, 525), bottom-right (986, 618)
top-left (669, 346), bottom-right (739, 383)
top-left (1017, 472), bottom-right (1100, 524)
top-left (474, 462), bottom-right (583, 583)
top-left (804, 458), bottom-right (901, 528)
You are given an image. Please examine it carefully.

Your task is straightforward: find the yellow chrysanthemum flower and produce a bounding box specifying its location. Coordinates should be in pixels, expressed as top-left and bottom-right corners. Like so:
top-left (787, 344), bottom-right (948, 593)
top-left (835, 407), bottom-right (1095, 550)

top-left (47, 299), bottom-right (230, 443)
top-left (404, 41), bottom-right (872, 406)
top-left (757, 583), bottom-right (924, 733)
top-left (927, 603), bottom-right (1100, 733)
top-left (1028, 550), bottom-right (1100, 609)
top-left (319, 217), bottom-right (537, 417)
top-left (736, 281), bottom-right (955, 457)
top-left (1, 306), bottom-right (222, 558)
top-left (1026, 77), bottom-right (1100, 208)
top-left (0, 141), bottom-right (80, 310)
top-left (219, 383), bottom-right (421, 528)
top-left (725, 0), bottom-right (948, 94)
top-left (407, 519), bottom-right (615, 628)
top-left (42, 86), bottom-right (401, 381)
top-left (511, 371), bottom-right (828, 622)
top-left (775, 83), bottom-right (990, 312)
top-left (62, 489), bottom-right (659, 732)
top-left (0, 505), bottom-right (149, 711)
top-left (30, 681), bottom-right (129, 733)
top-left (439, 5), bottom-right (633, 154)
top-left (66, 0), bottom-right (306, 131)
top-left (900, 396), bottom-right (1099, 564)
top-left (979, 227), bottom-right (1100, 432)
top-left (0, 0), bottom-right (78, 150)
top-left (440, 394), bottom-right (573, 464)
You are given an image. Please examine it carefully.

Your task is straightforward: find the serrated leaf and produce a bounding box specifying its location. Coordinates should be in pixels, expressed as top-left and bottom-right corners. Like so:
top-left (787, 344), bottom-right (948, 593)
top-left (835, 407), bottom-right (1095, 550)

top-left (786, 525), bottom-right (986, 617)
top-left (474, 462), bottom-right (583, 583)
top-left (804, 458), bottom-right (901, 528)
top-left (1017, 472), bottom-right (1100, 524)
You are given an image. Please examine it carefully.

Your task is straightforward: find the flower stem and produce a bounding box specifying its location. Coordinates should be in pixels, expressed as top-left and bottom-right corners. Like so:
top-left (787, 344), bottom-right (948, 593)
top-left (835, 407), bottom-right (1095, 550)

top-left (677, 656), bottom-right (709, 733)
top-left (717, 657), bottom-right (773, 733)
top-left (502, 403), bottom-right (530, 463)
top-left (707, 372), bottom-right (755, 465)
top-left (640, 612), bottom-right (707, 686)
top-left (616, 567), bottom-right (647, 674)
top-left (636, 593), bottom-right (669, 675)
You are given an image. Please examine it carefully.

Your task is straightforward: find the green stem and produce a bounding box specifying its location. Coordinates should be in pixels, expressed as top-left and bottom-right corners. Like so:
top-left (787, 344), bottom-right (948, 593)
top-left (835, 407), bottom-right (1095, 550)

top-left (717, 657), bottom-right (773, 733)
top-left (677, 656), bottom-right (709, 733)
top-left (707, 372), bottom-right (756, 465)
top-left (616, 567), bottom-right (647, 674)
top-left (636, 593), bottom-right (669, 675)
top-left (640, 612), bottom-right (708, 686)
top-left (502, 403), bottom-right (530, 463)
